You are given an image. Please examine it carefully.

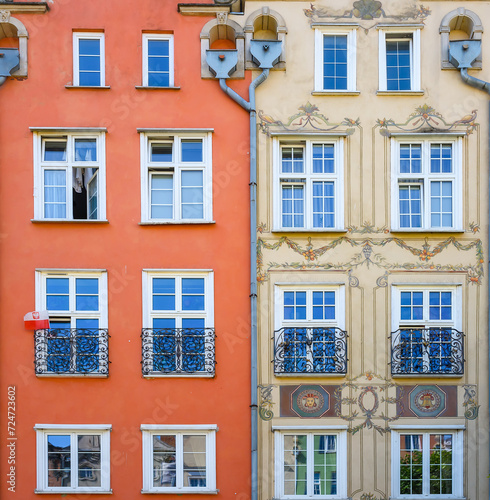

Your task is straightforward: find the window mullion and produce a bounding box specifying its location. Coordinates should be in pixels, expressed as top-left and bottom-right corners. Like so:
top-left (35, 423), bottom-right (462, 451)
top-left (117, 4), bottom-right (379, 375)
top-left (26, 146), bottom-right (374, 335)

top-left (422, 433), bottom-right (430, 495)
top-left (423, 142), bottom-right (431, 228)
top-left (307, 433), bottom-right (313, 497)
top-left (71, 432), bottom-right (78, 489)
top-left (176, 433), bottom-right (183, 489)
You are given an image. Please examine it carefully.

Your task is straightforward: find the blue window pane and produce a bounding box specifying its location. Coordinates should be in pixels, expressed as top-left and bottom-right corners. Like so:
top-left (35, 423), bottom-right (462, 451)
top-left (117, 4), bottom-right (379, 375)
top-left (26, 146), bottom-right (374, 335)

top-left (148, 73), bottom-right (169, 87)
top-left (153, 278), bottom-right (175, 294)
top-left (47, 278), bottom-right (69, 295)
top-left (79, 72), bottom-right (100, 87)
top-left (148, 56), bottom-right (169, 72)
top-left (182, 318), bottom-right (205, 329)
top-left (46, 294), bottom-right (70, 310)
top-left (76, 296), bottom-right (98, 311)
top-left (50, 321), bottom-right (71, 329)
top-left (153, 295), bottom-right (176, 310)
top-left (296, 306), bottom-right (306, 320)
top-left (76, 318), bottom-right (99, 329)
top-left (79, 55), bottom-right (100, 71)
top-left (413, 292), bottom-right (423, 305)
top-left (441, 292), bottom-right (452, 305)
top-left (75, 139), bottom-right (97, 162)
top-left (151, 143), bottom-right (172, 162)
top-left (296, 292), bottom-right (306, 305)
top-left (182, 278), bottom-right (205, 295)
top-left (44, 141), bottom-right (67, 161)
top-left (79, 39), bottom-right (100, 56)
top-left (153, 318), bottom-right (175, 329)
top-left (76, 278), bottom-right (98, 295)
top-left (148, 39), bottom-right (168, 56)
top-left (284, 292), bottom-right (294, 306)
top-left (181, 141), bottom-right (203, 162)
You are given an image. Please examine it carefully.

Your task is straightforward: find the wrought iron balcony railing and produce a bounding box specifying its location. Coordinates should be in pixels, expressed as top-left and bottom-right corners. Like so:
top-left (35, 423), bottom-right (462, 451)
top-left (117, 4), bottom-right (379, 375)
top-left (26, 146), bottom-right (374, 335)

top-left (141, 328), bottom-right (216, 376)
top-left (274, 327), bottom-right (348, 375)
top-left (34, 328), bottom-right (109, 375)
top-left (390, 327), bottom-right (464, 375)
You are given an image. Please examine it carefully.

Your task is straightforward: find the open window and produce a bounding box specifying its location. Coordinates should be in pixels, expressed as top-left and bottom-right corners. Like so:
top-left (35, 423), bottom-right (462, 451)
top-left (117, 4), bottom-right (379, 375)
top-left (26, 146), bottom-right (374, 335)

top-left (0, 13), bottom-right (28, 77)
top-left (32, 129), bottom-right (107, 222)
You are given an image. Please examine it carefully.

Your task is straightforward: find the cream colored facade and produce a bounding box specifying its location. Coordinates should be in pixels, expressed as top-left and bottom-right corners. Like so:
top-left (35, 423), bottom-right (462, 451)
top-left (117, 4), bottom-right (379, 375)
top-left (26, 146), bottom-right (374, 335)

top-left (243, 0), bottom-right (489, 499)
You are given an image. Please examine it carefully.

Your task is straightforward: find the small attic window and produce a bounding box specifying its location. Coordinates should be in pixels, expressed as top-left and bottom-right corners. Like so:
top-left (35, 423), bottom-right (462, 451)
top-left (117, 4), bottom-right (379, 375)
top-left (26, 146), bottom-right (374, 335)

top-left (244, 7), bottom-right (287, 70)
top-left (440, 8), bottom-right (483, 69)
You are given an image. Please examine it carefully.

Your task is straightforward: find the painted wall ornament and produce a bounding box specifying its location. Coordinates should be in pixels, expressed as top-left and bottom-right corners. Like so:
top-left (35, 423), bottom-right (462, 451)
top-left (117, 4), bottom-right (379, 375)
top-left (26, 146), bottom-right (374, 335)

top-left (377, 104), bottom-right (477, 136)
top-left (397, 385), bottom-right (457, 417)
top-left (304, 0), bottom-right (430, 27)
top-left (258, 384), bottom-right (276, 421)
top-left (463, 385), bottom-right (480, 420)
top-left (334, 372), bottom-right (401, 434)
top-left (257, 232), bottom-right (484, 285)
top-left (258, 102), bottom-right (360, 137)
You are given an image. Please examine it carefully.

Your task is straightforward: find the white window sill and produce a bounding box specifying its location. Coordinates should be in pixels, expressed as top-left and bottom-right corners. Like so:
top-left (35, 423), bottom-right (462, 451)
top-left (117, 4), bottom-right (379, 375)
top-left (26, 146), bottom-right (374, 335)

top-left (377, 90), bottom-right (424, 96)
top-left (135, 86), bottom-right (181, 90)
top-left (271, 228), bottom-right (347, 234)
top-left (139, 221), bottom-right (216, 226)
top-left (142, 490), bottom-right (218, 495)
top-left (65, 85), bottom-right (111, 89)
top-left (392, 373), bottom-right (464, 379)
top-left (144, 373), bottom-right (215, 379)
top-left (311, 91), bottom-right (360, 96)
top-left (390, 497), bottom-right (465, 500)
top-left (31, 219), bottom-right (109, 224)
top-left (36, 373), bottom-right (109, 378)
top-left (35, 490), bottom-right (112, 494)
top-left (390, 228), bottom-right (464, 233)
top-left (274, 372), bottom-right (347, 378)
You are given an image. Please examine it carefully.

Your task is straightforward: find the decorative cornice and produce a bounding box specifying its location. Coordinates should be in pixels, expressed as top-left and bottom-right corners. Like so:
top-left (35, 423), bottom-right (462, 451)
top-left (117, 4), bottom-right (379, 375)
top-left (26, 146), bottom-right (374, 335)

top-left (0, 2), bottom-right (48, 13)
top-left (178, 3), bottom-right (230, 16)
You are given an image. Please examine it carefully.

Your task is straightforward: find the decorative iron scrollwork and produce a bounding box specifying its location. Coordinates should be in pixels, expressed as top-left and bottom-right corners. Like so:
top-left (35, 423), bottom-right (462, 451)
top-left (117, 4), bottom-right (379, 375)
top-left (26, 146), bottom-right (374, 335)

top-left (34, 329), bottom-right (109, 375)
top-left (141, 328), bottom-right (216, 376)
top-left (274, 327), bottom-right (347, 374)
top-left (390, 328), bottom-right (464, 375)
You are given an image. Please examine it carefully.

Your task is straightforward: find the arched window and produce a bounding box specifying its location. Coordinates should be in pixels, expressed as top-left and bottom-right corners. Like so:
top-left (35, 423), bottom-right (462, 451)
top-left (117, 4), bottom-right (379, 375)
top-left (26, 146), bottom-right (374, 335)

top-left (440, 8), bottom-right (483, 69)
top-left (200, 14), bottom-right (244, 79)
top-left (244, 7), bottom-right (287, 69)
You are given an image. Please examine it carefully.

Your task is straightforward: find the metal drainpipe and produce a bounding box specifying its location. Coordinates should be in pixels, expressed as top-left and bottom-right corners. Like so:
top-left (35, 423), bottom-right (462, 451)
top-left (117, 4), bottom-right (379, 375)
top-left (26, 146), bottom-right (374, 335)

top-left (219, 69), bottom-right (270, 500)
top-left (454, 67), bottom-right (490, 492)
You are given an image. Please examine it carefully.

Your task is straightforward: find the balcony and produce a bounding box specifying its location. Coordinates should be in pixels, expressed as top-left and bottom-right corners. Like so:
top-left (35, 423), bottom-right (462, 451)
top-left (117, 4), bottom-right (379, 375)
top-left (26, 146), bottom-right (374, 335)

top-left (390, 328), bottom-right (464, 375)
top-left (141, 328), bottom-right (216, 376)
top-left (273, 327), bottom-right (348, 375)
top-left (34, 328), bottom-right (109, 375)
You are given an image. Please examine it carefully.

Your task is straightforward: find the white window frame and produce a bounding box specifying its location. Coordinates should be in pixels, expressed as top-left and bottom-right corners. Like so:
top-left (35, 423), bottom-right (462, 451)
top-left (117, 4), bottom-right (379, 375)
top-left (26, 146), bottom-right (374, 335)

top-left (391, 426), bottom-right (464, 499)
top-left (35, 424), bottom-right (111, 494)
top-left (273, 284), bottom-right (346, 375)
top-left (35, 270), bottom-right (108, 375)
top-left (73, 32), bottom-right (105, 87)
top-left (273, 137), bottom-right (344, 231)
top-left (142, 33), bottom-right (174, 87)
top-left (142, 270), bottom-right (215, 376)
top-left (314, 28), bottom-right (357, 92)
top-left (141, 425), bottom-right (217, 494)
top-left (36, 270), bottom-right (108, 328)
top-left (378, 27), bottom-right (421, 92)
top-left (390, 136), bottom-right (462, 231)
top-left (391, 284), bottom-right (463, 375)
top-left (274, 427), bottom-right (347, 499)
top-left (140, 130), bottom-right (213, 223)
top-left (32, 129), bottom-right (107, 221)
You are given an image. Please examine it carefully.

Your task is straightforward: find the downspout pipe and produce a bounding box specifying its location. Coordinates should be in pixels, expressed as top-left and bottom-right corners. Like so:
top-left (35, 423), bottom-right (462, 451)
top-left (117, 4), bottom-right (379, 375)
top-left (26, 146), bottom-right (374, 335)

top-left (219, 69), bottom-right (270, 500)
top-left (450, 46), bottom-right (490, 494)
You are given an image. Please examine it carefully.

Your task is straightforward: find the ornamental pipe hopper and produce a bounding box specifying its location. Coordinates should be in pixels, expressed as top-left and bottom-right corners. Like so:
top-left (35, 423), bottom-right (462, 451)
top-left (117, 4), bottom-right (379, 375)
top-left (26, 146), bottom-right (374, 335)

top-left (449, 39), bottom-right (481, 69)
top-left (249, 39), bottom-right (282, 69)
top-left (206, 49), bottom-right (238, 79)
top-left (0, 48), bottom-right (19, 85)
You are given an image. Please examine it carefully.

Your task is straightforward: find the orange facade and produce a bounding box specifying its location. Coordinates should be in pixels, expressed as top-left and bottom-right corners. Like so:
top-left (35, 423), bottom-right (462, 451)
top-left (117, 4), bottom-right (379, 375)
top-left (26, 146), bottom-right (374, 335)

top-left (0, 0), bottom-right (252, 497)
